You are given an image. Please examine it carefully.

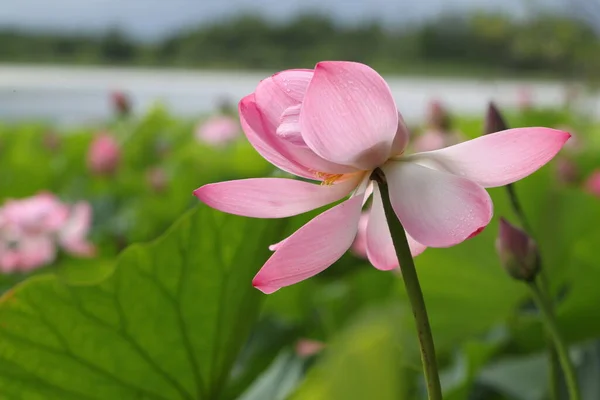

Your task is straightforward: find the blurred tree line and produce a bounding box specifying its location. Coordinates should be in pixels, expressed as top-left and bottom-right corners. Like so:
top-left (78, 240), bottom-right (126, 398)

top-left (1, 11), bottom-right (599, 78)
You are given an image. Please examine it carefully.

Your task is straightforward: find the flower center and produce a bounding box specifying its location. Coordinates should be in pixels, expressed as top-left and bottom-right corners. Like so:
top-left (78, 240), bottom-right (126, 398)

top-left (314, 172), bottom-right (345, 186)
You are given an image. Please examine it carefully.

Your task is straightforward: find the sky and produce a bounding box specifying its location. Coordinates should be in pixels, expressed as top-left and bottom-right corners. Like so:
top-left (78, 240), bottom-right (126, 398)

top-left (0, 0), bottom-right (565, 41)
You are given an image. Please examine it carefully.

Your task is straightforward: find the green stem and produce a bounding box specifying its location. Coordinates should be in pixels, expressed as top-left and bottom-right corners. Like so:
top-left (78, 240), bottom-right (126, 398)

top-left (527, 281), bottom-right (580, 400)
top-left (505, 183), bottom-right (533, 234)
top-left (505, 183), bottom-right (562, 398)
top-left (379, 182), bottom-right (442, 400)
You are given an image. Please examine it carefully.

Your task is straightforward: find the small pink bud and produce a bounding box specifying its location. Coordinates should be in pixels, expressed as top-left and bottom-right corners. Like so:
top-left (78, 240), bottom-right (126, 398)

top-left (427, 99), bottom-right (451, 131)
top-left (145, 167), bottom-right (168, 193)
top-left (584, 170), bottom-right (600, 198)
top-left (496, 218), bottom-right (539, 281)
top-left (110, 90), bottom-right (131, 117)
top-left (295, 339), bottom-right (325, 357)
top-left (555, 158), bottom-right (578, 185)
top-left (87, 133), bottom-right (121, 175)
top-left (484, 102), bottom-right (508, 135)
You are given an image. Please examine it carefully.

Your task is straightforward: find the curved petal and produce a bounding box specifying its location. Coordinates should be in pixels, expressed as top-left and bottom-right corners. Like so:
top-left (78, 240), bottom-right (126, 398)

top-left (253, 195), bottom-right (364, 294)
top-left (300, 61), bottom-right (399, 170)
top-left (391, 113), bottom-right (410, 156)
top-left (254, 69), bottom-right (314, 129)
top-left (409, 128), bottom-right (571, 188)
top-left (249, 74), bottom-right (358, 176)
top-left (276, 104), bottom-right (305, 145)
top-left (366, 184), bottom-right (427, 270)
top-left (194, 174), bottom-right (361, 219)
top-left (382, 161), bottom-right (493, 247)
top-left (239, 95), bottom-right (314, 179)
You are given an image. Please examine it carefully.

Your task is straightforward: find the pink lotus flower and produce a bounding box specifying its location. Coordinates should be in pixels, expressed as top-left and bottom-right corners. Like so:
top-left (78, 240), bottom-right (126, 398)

top-left (0, 194), bottom-right (95, 272)
top-left (58, 202), bottom-right (96, 257)
top-left (1, 193), bottom-right (70, 234)
top-left (584, 170), bottom-right (600, 198)
top-left (87, 132), bottom-right (121, 175)
top-left (195, 115), bottom-right (241, 146)
top-left (194, 61), bottom-right (569, 294)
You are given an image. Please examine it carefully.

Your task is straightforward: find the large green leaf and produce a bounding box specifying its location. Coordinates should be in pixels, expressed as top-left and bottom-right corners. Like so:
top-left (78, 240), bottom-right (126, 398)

top-left (290, 307), bottom-right (412, 400)
top-left (0, 205), bottom-right (286, 399)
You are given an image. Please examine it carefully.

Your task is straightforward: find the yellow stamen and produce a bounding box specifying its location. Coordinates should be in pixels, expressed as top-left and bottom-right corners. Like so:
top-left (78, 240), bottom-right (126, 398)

top-left (315, 172), bottom-right (345, 186)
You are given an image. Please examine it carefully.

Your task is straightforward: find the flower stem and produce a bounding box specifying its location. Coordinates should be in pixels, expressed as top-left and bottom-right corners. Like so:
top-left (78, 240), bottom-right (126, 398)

top-left (527, 280), bottom-right (580, 400)
top-left (378, 182), bottom-right (442, 400)
top-left (504, 183), bottom-right (562, 398)
top-left (506, 183), bottom-right (533, 234)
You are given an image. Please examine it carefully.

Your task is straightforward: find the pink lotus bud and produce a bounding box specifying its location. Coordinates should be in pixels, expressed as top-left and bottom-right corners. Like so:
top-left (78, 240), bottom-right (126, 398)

top-left (295, 339), bottom-right (325, 357)
top-left (496, 218), bottom-right (539, 281)
top-left (145, 167), bottom-right (168, 193)
top-left (584, 170), bottom-right (600, 198)
top-left (87, 133), bottom-right (121, 175)
top-left (555, 158), bottom-right (578, 184)
top-left (42, 130), bottom-right (62, 152)
top-left (427, 99), bottom-right (451, 131)
top-left (111, 90), bottom-right (131, 117)
top-left (484, 102), bottom-right (508, 135)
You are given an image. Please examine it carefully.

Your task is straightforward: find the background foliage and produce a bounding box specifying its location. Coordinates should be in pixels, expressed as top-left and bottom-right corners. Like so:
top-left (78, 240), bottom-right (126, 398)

top-left (1, 101), bottom-right (599, 398)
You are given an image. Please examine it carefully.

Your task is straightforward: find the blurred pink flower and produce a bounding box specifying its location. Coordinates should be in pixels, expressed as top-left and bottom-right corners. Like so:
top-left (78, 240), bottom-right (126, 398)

top-left (295, 339), bottom-right (325, 357)
top-left (555, 158), bottom-right (578, 184)
top-left (58, 202), bottom-right (96, 257)
top-left (145, 167), bottom-right (168, 193)
top-left (195, 61), bottom-right (570, 294)
top-left (1, 193), bottom-right (69, 234)
top-left (412, 129), bottom-right (463, 152)
top-left (584, 170), bottom-right (600, 197)
top-left (195, 115), bottom-right (240, 146)
top-left (87, 133), bottom-right (121, 175)
top-left (0, 194), bottom-right (95, 273)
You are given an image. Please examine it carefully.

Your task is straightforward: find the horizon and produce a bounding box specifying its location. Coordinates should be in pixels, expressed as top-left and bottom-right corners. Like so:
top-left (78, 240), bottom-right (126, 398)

top-left (0, 0), bottom-right (566, 42)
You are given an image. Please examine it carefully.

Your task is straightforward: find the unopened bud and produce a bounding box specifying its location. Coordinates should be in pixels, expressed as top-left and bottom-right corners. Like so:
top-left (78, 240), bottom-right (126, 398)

top-left (496, 218), bottom-right (539, 282)
top-left (111, 90), bottom-right (131, 117)
top-left (484, 102), bottom-right (508, 135)
top-left (427, 99), bottom-right (451, 131)
top-left (145, 167), bottom-right (168, 193)
top-left (555, 158), bottom-right (578, 185)
top-left (87, 132), bottom-right (121, 176)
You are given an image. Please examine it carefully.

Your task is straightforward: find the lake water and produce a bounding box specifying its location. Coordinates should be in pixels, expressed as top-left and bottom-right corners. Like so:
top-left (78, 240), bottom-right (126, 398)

top-left (0, 64), bottom-right (582, 126)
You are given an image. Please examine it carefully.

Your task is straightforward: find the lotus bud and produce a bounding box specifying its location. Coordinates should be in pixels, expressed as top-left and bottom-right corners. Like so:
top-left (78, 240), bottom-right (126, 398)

top-left (496, 218), bottom-right (539, 282)
top-left (111, 90), bottom-right (131, 117)
top-left (146, 167), bottom-right (168, 193)
top-left (484, 102), bottom-right (508, 135)
top-left (87, 132), bottom-right (121, 175)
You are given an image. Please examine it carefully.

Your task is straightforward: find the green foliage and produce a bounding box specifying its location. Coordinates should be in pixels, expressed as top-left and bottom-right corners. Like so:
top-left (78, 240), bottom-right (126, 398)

top-left (0, 205), bottom-right (287, 399)
top-left (1, 103), bottom-right (600, 399)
